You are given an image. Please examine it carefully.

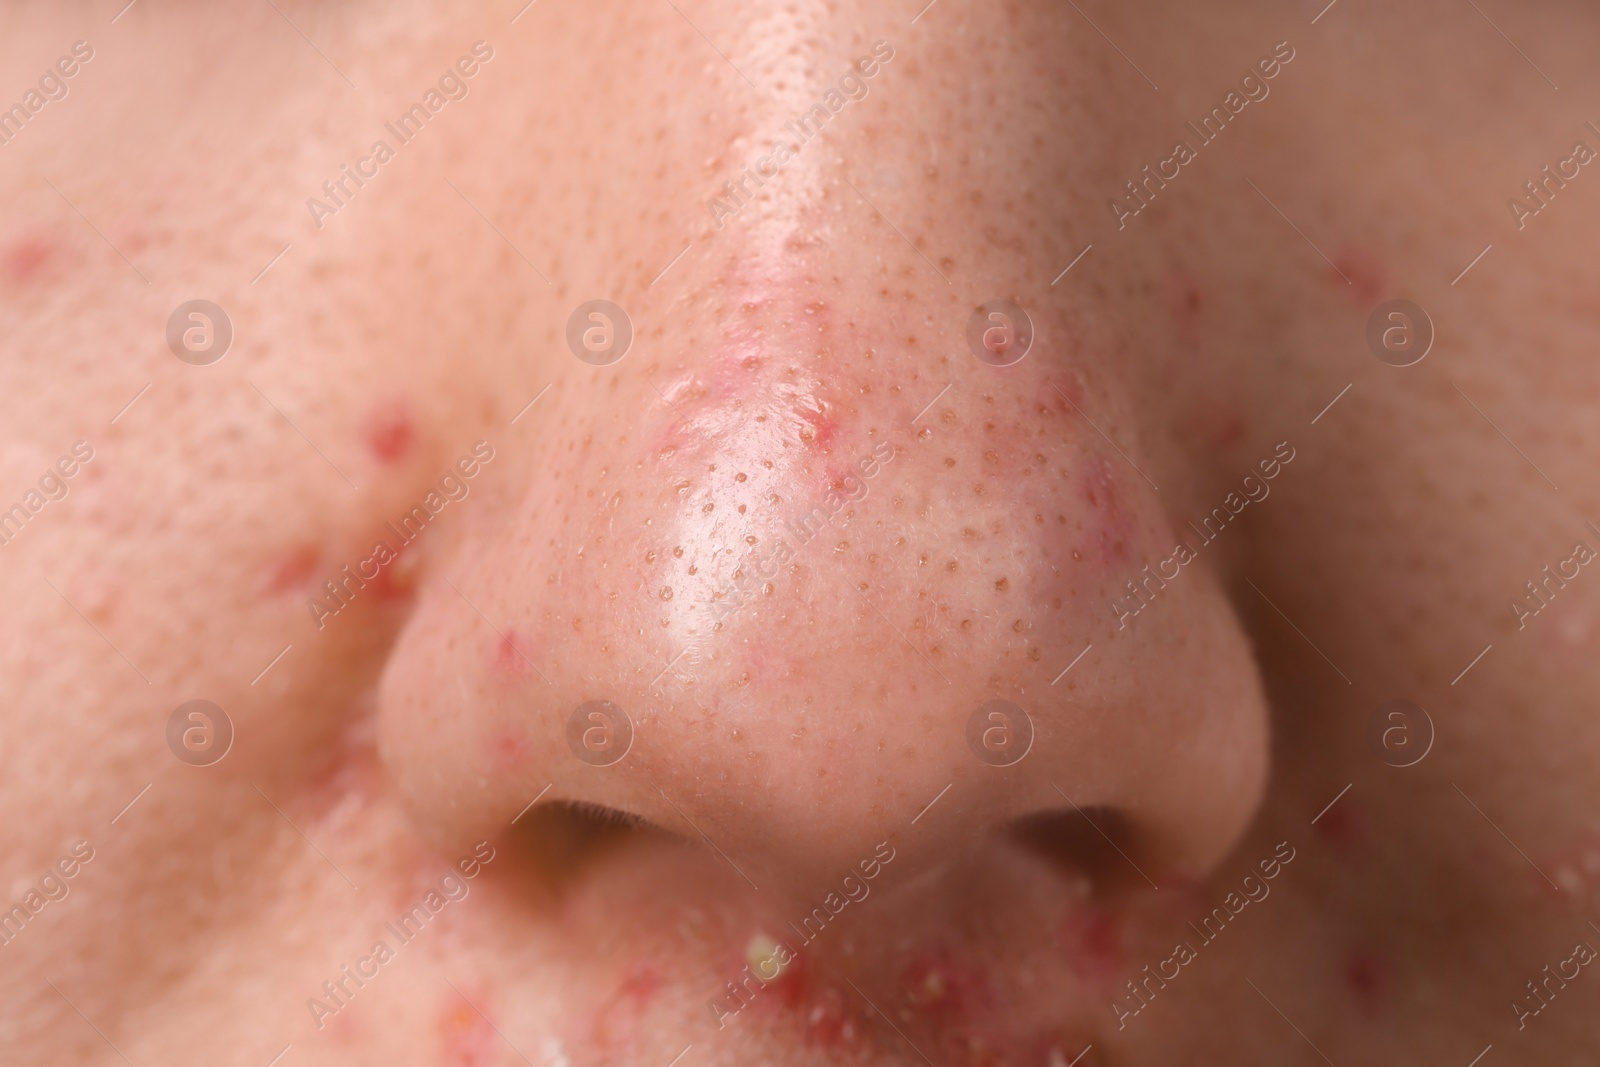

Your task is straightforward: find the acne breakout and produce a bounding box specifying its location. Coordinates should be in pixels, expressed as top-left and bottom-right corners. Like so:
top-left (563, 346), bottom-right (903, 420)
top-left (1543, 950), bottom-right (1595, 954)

top-left (709, 841), bottom-right (897, 1028)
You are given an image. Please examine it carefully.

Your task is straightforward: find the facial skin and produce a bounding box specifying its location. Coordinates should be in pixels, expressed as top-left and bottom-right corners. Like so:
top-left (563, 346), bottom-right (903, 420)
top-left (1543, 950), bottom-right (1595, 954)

top-left (3, 0), bottom-right (1600, 1063)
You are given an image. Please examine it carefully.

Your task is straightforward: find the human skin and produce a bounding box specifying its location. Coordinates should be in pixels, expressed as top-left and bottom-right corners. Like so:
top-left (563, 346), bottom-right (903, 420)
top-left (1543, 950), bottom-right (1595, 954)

top-left (3, 0), bottom-right (1599, 1063)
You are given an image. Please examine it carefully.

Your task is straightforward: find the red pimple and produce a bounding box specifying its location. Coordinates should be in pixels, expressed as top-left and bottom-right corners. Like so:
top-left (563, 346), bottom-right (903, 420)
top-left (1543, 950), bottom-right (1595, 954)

top-left (591, 963), bottom-right (662, 1046)
top-left (324, 1006), bottom-right (365, 1044)
top-left (1329, 244), bottom-right (1386, 306)
top-left (1209, 414), bottom-right (1244, 449)
top-left (1313, 796), bottom-right (1370, 857)
top-left (1080, 455), bottom-right (1131, 564)
top-left (796, 400), bottom-right (839, 452)
top-left (1060, 907), bottom-right (1123, 987)
top-left (439, 989), bottom-right (497, 1067)
top-left (300, 711), bottom-right (387, 823)
top-left (799, 983), bottom-right (859, 1050)
top-left (261, 543), bottom-right (320, 593)
top-left (4, 235), bottom-right (56, 284)
top-left (1342, 949), bottom-right (1388, 1014)
top-left (898, 946), bottom-right (989, 1021)
top-left (368, 546), bottom-right (418, 602)
top-left (487, 730), bottom-right (530, 773)
top-left (364, 403), bottom-right (414, 464)
top-left (494, 627), bottom-right (539, 676)
top-left (1161, 270), bottom-right (1204, 344)
top-left (1045, 372), bottom-right (1085, 413)
top-left (1540, 831), bottom-right (1600, 901)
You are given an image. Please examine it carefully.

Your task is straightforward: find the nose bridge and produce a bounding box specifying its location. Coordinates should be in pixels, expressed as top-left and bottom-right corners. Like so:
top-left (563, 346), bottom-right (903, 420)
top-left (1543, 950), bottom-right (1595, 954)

top-left (372, 27), bottom-right (1273, 876)
top-left (377, 267), bottom-right (1270, 897)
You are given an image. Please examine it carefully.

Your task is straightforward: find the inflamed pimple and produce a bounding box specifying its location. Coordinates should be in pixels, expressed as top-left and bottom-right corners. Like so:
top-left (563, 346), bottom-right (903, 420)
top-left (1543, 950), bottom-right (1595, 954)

top-left (590, 963), bottom-right (662, 1047)
top-left (1343, 949), bottom-right (1389, 1014)
top-left (491, 627), bottom-right (539, 677)
top-left (1311, 795), bottom-right (1369, 858)
top-left (2, 234), bottom-right (56, 284)
top-left (437, 992), bottom-right (496, 1065)
top-left (486, 729), bottom-right (530, 773)
top-left (1329, 243), bottom-right (1386, 306)
top-left (1061, 907), bottom-right (1125, 987)
top-left (898, 946), bottom-right (990, 1020)
top-left (363, 402), bottom-right (415, 464)
top-left (1160, 270), bottom-right (1205, 343)
top-left (749, 932), bottom-right (793, 981)
top-left (261, 543), bottom-right (320, 594)
top-left (1079, 455), bottom-right (1132, 565)
top-left (1543, 833), bottom-right (1600, 900)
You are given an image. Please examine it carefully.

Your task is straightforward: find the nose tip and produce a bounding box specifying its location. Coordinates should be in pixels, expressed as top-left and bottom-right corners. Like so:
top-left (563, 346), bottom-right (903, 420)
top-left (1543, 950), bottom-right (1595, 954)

top-left (376, 327), bottom-right (1271, 899)
top-left (571, 575), bottom-right (1268, 896)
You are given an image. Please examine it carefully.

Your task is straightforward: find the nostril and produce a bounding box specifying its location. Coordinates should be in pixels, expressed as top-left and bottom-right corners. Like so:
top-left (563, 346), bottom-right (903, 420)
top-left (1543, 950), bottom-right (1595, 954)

top-left (514, 800), bottom-right (671, 881)
top-left (1009, 806), bottom-right (1152, 892)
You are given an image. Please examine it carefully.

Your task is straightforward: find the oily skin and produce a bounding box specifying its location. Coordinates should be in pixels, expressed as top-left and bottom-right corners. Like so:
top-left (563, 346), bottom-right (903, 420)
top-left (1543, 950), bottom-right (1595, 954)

top-left (3, 0), bottom-right (1600, 1063)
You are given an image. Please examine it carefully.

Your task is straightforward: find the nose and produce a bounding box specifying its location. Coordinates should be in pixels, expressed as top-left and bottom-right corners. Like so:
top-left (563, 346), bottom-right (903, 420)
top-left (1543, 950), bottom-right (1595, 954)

top-left (375, 257), bottom-right (1270, 899)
